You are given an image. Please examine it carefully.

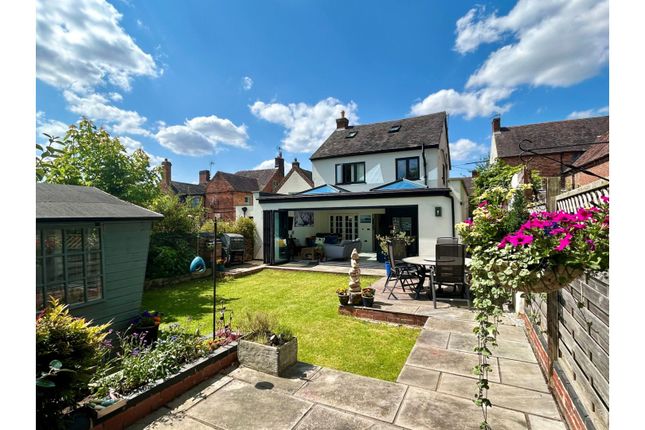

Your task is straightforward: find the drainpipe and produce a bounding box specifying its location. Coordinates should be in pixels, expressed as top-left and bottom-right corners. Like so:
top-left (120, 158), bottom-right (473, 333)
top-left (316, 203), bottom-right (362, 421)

top-left (448, 194), bottom-right (455, 237)
top-left (421, 144), bottom-right (428, 187)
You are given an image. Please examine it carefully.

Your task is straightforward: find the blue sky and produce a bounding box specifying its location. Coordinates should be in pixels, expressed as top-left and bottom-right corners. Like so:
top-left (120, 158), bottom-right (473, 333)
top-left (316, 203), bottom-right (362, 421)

top-left (36, 0), bottom-right (608, 184)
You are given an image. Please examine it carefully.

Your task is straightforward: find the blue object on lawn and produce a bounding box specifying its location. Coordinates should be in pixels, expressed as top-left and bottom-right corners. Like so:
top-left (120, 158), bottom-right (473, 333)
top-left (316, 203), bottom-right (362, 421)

top-left (190, 256), bottom-right (206, 273)
top-left (384, 261), bottom-right (392, 277)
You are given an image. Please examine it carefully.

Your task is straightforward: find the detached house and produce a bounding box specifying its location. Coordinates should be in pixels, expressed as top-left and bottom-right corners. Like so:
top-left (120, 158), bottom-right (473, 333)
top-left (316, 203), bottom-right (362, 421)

top-left (489, 115), bottom-right (609, 181)
top-left (252, 111), bottom-right (468, 264)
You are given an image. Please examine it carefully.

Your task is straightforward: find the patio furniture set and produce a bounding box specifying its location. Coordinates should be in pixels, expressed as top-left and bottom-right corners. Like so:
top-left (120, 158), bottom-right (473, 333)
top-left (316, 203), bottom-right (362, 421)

top-left (383, 237), bottom-right (472, 309)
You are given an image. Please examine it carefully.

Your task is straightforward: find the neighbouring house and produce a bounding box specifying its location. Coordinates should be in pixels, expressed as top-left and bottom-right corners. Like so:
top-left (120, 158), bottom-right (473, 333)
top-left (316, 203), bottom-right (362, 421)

top-left (489, 115), bottom-right (609, 183)
top-left (160, 159), bottom-right (205, 208)
top-left (36, 183), bottom-right (162, 329)
top-left (276, 158), bottom-right (314, 194)
top-left (252, 110), bottom-right (466, 264)
top-left (563, 131), bottom-right (609, 189)
top-left (448, 177), bottom-right (470, 221)
top-left (161, 154), bottom-right (286, 221)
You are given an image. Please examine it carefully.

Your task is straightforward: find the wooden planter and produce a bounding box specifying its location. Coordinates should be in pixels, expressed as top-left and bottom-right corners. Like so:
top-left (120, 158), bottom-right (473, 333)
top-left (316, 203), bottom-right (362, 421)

top-left (238, 337), bottom-right (297, 376)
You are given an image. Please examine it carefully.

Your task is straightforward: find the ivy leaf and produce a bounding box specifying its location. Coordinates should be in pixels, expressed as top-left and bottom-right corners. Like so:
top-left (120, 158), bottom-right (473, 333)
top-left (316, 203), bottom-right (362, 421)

top-left (49, 360), bottom-right (63, 370)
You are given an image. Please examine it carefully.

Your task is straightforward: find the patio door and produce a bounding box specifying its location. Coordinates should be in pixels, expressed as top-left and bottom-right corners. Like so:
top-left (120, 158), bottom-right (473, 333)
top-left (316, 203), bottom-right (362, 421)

top-left (329, 214), bottom-right (359, 241)
top-left (263, 210), bottom-right (290, 264)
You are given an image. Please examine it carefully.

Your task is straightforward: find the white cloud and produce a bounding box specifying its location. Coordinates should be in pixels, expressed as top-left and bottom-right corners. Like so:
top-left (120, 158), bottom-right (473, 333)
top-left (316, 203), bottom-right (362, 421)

top-left (63, 91), bottom-right (151, 136)
top-left (118, 136), bottom-right (143, 152)
top-left (108, 92), bottom-right (123, 102)
top-left (460, 0), bottom-right (608, 89)
top-left (250, 97), bottom-right (359, 153)
top-left (567, 106), bottom-right (609, 120)
top-left (253, 159), bottom-right (292, 171)
top-left (242, 76), bottom-right (253, 91)
top-left (410, 88), bottom-right (512, 119)
top-left (36, 112), bottom-right (70, 144)
top-left (449, 138), bottom-right (488, 161)
top-left (155, 115), bottom-right (249, 156)
top-left (36, 0), bottom-right (159, 93)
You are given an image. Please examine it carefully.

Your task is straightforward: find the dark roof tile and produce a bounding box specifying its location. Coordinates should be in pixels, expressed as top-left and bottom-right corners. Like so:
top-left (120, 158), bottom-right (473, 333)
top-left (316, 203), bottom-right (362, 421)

top-left (171, 181), bottom-right (205, 196)
top-left (216, 171), bottom-right (260, 192)
top-left (235, 168), bottom-right (277, 190)
top-left (310, 112), bottom-right (446, 160)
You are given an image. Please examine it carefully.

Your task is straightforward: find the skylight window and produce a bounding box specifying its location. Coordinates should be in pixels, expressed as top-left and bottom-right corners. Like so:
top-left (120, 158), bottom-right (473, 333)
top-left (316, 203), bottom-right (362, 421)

top-left (346, 131), bottom-right (358, 138)
top-left (388, 125), bottom-right (401, 133)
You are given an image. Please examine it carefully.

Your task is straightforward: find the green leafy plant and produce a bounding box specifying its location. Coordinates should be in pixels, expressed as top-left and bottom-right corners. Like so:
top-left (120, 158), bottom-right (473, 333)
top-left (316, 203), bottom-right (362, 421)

top-left (336, 287), bottom-right (348, 296)
top-left (36, 298), bottom-right (111, 429)
top-left (376, 231), bottom-right (415, 257)
top-left (237, 310), bottom-right (293, 346)
top-left (361, 287), bottom-right (375, 298)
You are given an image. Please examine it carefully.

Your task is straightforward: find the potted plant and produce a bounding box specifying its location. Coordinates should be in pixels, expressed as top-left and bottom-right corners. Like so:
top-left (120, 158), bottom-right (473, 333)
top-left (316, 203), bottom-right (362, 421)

top-left (361, 287), bottom-right (375, 307)
top-left (336, 287), bottom-right (349, 306)
top-left (237, 311), bottom-right (297, 376)
top-left (129, 310), bottom-right (161, 347)
top-left (376, 232), bottom-right (416, 275)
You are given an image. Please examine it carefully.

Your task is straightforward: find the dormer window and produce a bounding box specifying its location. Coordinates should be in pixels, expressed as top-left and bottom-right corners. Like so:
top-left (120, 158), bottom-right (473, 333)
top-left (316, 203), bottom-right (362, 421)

top-left (346, 131), bottom-right (358, 138)
top-left (388, 125), bottom-right (401, 133)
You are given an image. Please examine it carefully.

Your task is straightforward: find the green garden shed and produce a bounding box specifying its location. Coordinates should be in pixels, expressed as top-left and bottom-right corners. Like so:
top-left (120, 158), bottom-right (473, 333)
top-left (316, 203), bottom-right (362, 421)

top-left (36, 184), bottom-right (163, 329)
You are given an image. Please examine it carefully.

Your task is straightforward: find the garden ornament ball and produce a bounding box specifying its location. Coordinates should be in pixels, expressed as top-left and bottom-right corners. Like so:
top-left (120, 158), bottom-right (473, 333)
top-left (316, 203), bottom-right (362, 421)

top-left (190, 256), bottom-right (206, 273)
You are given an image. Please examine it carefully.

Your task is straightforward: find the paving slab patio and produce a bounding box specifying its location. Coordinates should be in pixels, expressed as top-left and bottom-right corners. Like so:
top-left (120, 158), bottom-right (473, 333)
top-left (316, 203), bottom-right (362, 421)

top-left (128, 304), bottom-right (566, 430)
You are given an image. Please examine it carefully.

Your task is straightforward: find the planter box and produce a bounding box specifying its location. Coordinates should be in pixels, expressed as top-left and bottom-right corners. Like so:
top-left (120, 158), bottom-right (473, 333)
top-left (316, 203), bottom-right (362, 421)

top-left (90, 343), bottom-right (238, 430)
top-left (238, 337), bottom-right (297, 376)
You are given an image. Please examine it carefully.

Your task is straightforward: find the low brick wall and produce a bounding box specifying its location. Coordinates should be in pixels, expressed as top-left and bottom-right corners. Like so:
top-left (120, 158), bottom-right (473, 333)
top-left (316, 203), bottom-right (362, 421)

top-left (92, 344), bottom-right (238, 430)
top-left (338, 305), bottom-right (428, 326)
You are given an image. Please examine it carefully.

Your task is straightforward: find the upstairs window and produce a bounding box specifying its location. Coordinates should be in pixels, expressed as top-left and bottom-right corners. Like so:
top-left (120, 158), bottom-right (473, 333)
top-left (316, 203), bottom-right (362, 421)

top-left (396, 157), bottom-right (420, 180)
top-left (36, 226), bottom-right (103, 310)
top-left (335, 162), bottom-right (365, 184)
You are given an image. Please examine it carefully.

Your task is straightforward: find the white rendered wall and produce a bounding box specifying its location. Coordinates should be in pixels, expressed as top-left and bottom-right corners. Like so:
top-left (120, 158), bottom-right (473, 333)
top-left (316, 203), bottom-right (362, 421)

top-left (276, 172), bottom-right (312, 194)
top-left (311, 147), bottom-right (442, 192)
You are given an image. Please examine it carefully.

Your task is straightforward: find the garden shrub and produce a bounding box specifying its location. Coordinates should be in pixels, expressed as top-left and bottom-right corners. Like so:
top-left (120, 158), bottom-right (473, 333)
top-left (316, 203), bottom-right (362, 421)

top-left (201, 217), bottom-right (256, 259)
top-left (146, 238), bottom-right (196, 279)
top-left (36, 298), bottom-right (111, 429)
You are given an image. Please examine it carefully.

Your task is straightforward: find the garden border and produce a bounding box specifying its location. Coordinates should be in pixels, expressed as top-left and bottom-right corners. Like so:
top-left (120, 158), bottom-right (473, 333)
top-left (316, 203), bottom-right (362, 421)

top-left (338, 304), bottom-right (428, 326)
top-left (91, 343), bottom-right (238, 430)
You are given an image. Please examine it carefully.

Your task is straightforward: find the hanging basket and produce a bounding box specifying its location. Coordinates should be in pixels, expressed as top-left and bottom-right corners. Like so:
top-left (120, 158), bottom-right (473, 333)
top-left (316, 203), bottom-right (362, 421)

top-left (513, 265), bottom-right (583, 294)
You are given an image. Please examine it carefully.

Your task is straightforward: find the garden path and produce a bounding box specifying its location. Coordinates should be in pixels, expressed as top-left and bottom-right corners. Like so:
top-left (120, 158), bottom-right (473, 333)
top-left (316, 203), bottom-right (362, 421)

top-left (127, 307), bottom-right (566, 430)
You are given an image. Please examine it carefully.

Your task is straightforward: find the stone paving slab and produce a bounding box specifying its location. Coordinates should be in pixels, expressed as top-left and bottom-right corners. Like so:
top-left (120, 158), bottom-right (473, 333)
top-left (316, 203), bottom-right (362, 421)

top-left (497, 357), bottom-right (550, 393)
top-left (405, 344), bottom-right (501, 383)
top-left (228, 362), bottom-right (320, 394)
top-left (187, 379), bottom-right (312, 430)
top-left (448, 332), bottom-right (538, 363)
top-left (128, 410), bottom-right (215, 430)
top-left (294, 367), bottom-right (407, 423)
top-left (528, 414), bottom-right (568, 430)
top-left (414, 330), bottom-right (450, 349)
top-left (166, 374), bottom-right (232, 413)
top-left (394, 386), bottom-right (528, 430)
top-left (396, 365), bottom-right (440, 391)
top-left (294, 405), bottom-right (374, 430)
top-left (437, 373), bottom-right (561, 420)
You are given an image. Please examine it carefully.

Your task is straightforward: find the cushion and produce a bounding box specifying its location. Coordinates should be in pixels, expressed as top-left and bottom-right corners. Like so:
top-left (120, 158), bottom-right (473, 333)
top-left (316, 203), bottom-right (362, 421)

top-left (315, 237), bottom-right (325, 245)
top-left (339, 240), bottom-right (353, 246)
top-left (324, 235), bottom-right (339, 244)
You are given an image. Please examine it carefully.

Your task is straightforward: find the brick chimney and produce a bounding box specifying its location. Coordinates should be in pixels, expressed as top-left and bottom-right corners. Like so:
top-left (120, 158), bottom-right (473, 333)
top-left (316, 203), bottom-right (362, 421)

top-left (336, 110), bottom-right (349, 129)
top-left (292, 158), bottom-right (300, 169)
top-left (161, 158), bottom-right (172, 188)
top-left (492, 116), bottom-right (501, 133)
top-left (275, 150), bottom-right (285, 177)
top-left (199, 170), bottom-right (210, 185)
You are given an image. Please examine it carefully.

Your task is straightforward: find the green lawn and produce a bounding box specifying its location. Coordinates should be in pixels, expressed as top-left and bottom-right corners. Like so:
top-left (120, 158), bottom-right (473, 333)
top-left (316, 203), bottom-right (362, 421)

top-left (142, 269), bottom-right (420, 381)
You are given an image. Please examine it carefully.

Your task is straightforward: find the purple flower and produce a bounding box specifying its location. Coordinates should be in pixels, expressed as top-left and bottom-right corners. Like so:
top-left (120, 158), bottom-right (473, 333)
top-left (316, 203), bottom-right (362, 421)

top-left (132, 348), bottom-right (140, 356)
top-left (586, 239), bottom-right (596, 250)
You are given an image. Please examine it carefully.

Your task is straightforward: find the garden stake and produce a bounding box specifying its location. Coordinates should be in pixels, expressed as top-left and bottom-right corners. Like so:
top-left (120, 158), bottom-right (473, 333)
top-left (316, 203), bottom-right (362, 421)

top-left (213, 217), bottom-right (218, 339)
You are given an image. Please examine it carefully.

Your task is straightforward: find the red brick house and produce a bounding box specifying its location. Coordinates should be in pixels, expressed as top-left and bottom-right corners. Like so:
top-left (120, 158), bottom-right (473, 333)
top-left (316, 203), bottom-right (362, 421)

top-left (160, 154), bottom-right (285, 221)
top-left (489, 116), bottom-right (609, 183)
top-left (563, 131), bottom-right (609, 189)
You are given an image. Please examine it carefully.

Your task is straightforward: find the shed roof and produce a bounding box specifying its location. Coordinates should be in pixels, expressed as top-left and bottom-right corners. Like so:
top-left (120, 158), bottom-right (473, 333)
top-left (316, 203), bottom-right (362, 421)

top-left (310, 112), bottom-right (446, 160)
top-left (37, 184), bottom-right (163, 221)
top-left (494, 116), bottom-right (609, 158)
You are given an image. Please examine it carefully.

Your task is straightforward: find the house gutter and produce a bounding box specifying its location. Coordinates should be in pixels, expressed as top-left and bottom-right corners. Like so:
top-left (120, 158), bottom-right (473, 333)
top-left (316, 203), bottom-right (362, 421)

top-left (422, 143), bottom-right (428, 187)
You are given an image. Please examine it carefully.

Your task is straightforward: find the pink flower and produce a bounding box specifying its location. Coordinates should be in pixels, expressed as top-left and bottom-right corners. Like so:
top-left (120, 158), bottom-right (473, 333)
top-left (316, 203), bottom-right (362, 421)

top-left (572, 223), bottom-right (587, 230)
top-left (549, 227), bottom-right (567, 236)
top-left (600, 195), bottom-right (609, 203)
top-left (555, 233), bottom-right (573, 251)
top-left (586, 239), bottom-right (596, 250)
top-left (478, 200), bottom-right (489, 208)
top-left (464, 218), bottom-right (473, 225)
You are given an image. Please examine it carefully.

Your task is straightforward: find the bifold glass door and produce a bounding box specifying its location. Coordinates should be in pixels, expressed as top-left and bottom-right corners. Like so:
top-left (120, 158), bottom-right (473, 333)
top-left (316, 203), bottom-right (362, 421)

top-left (263, 210), bottom-right (290, 264)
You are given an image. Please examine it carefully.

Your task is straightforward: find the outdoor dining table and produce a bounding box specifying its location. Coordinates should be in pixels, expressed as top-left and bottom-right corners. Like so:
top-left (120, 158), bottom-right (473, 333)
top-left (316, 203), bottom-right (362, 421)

top-left (402, 255), bottom-right (472, 302)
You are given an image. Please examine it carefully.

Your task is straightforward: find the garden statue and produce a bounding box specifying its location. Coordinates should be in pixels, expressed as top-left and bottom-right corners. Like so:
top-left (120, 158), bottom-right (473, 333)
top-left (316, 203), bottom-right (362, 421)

top-left (348, 249), bottom-right (362, 305)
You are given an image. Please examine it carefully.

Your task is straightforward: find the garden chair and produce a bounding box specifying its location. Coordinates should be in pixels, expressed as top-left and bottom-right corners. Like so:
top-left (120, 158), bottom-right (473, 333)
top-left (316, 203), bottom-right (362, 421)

top-left (431, 243), bottom-right (471, 308)
top-left (383, 241), bottom-right (419, 299)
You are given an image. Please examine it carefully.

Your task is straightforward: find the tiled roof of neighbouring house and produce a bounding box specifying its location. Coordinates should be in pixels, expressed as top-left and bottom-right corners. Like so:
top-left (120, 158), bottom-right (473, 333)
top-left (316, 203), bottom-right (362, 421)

top-left (171, 181), bottom-right (205, 196)
top-left (310, 111), bottom-right (446, 160)
top-left (494, 116), bottom-right (609, 158)
top-left (235, 168), bottom-right (277, 190)
top-left (216, 171), bottom-right (261, 192)
top-left (571, 131), bottom-right (609, 168)
top-left (278, 165), bottom-right (314, 189)
top-left (37, 183), bottom-right (163, 220)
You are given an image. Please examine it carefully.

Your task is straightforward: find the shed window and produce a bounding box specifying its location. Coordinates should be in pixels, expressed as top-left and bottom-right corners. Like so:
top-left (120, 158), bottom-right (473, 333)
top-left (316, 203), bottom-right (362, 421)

top-left (36, 226), bottom-right (103, 310)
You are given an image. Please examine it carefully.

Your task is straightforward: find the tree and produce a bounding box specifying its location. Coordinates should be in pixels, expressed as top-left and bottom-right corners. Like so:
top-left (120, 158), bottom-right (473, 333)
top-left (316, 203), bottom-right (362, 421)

top-left (37, 117), bottom-right (161, 207)
top-left (148, 193), bottom-right (203, 234)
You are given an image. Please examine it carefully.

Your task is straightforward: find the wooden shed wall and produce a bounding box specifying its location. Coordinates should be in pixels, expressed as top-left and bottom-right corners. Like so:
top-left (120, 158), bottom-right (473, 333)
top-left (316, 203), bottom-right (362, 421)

top-left (70, 221), bottom-right (152, 329)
